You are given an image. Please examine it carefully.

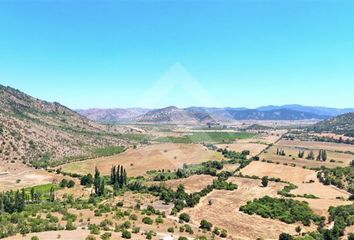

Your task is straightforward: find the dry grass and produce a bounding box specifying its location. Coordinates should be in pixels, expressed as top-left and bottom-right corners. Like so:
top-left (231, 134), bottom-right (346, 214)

top-left (260, 146), bottom-right (353, 168)
top-left (240, 161), bottom-right (316, 184)
top-left (184, 177), bottom-right (314, 240)
top-left (61, 143), bottom-right (223, 176)
top-left (148, 175), bottom-right (216, 194)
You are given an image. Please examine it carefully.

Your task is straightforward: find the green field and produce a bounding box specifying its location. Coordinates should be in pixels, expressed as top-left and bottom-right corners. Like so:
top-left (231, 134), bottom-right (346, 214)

top-left (156, 132), bottom-right (255, 144)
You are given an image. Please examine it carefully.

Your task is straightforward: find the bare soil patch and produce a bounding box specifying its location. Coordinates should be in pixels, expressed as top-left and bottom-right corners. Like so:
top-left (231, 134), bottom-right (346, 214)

top-left (61, 143), bottom-right (223, 177)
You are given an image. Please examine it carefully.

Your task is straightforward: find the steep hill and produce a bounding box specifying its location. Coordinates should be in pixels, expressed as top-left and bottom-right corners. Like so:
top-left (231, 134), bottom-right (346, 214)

top-left (0, 85), bottom-right (130, 166)
top-left (136, 106), bottom-right (215, 124)
top-left (312, 112), bottom-right (354, 137)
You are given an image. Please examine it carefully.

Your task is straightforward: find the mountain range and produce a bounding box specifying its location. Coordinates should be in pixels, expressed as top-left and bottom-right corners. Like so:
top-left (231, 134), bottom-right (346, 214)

top-left (77, 105), bottom-right (354, 124)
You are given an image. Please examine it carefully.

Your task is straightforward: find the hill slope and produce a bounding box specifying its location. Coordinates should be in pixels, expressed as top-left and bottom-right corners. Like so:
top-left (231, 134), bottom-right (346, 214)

top-left (312, 112), bottom-right (354, 137)
top-left (136, 106), bottom-right (215, 124)
top-left (76, 108), bottom-right (150, 123)
top-left (0, 85), bottom-right (129, 166)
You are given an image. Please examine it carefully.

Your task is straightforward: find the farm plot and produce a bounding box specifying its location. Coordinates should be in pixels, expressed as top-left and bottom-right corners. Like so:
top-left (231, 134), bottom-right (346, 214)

top-left (260, 145), bottom-right (353, 168)
top-left (278, 139), bottom-right (354, 154)
top-left (0, 162), bottom-right (54, 191)
top-left (217, 142), bottom-right (268, 157)
top-left (240, 161), bottom-right (316, 184)
top-left (240, 161), bottom-right (351, 219)
top-left (61, 143), bottom-right (223, 176)
top-left (184, 177), bottom-right (314, 239)
top-left (149, 174), bottom-right (216, 194)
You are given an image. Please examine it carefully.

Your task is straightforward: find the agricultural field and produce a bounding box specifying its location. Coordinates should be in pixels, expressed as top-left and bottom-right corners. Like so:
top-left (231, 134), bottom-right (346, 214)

top-left (259, 139), bottom-right (354, 168)
top-left (148, 174), bottom-right (217, 194)
top-left (2, 125), bottom-right (354, 240)
top-left (183, 177), bottom-right (315, 239)
top-left (240, 161), bottom-right (352, 220)
top-left (61, 143), bottom-right (224, 176)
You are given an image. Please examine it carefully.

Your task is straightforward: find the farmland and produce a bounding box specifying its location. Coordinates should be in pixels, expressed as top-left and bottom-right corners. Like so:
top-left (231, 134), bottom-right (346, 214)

top-left (2, 125), bottom-right (354, 240)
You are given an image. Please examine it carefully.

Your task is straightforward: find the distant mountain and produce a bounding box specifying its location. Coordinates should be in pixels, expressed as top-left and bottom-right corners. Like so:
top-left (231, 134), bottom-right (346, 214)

top-left (312, 112), bottom-right (354, 137)
top-left (0, 84), bottom-right (128, 165)
top-left (223, 108), bottom-right (328, 120)
top-left (256, 104), bottom-right (354, 117)
top-left (136, 106), bottom-right (215, 124)
top-left (77, 108), bottom-right (150, 123)
top-left (77, 105), bottom-right (354, 123)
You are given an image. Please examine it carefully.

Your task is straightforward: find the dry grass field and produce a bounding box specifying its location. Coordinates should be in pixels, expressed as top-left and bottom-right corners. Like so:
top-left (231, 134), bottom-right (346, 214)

top-left (240, 161), bottom-right (351, 220)
top-left (278, 139), bottom-right (354, 154)
top-left (61, 143), bottom-right (223, 176)
top-left (260, 146), bottom-right (353, 168)
top-left (0, 162), bottom-right (54, 191)
top-left (148, 175), bottom-right (216, 194)
top-left (184, 177), bottom-right (314, 240)
top-left (240, 161), bottom-right (316, 184)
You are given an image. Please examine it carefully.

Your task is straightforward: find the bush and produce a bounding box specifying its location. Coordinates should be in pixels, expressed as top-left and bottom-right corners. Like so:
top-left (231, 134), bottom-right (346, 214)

top-left (178, 237), bottom-right (188, 240)
top-left (121, 230), bottom-right (131, 239)
top-left (179, 213), bottom-right (190, 223)
top-left (279, 233), bottom-right (293, 240)
top-left (168, 227), bottom-right (174, 233)
top-left (65, 221), bottom-right (76, 230)
top-left (31, 237), bottom-right (40, 240)
top-left (85, 236), bottom-right (96, 240)
top-left (67, 180), bottom-right (75, 188)
top-left (101, 232), bottom-right (112, 240)
top-left (199, 219), bottom-right (213, 231)
top-left (142, 217), bottom-right (153, 225)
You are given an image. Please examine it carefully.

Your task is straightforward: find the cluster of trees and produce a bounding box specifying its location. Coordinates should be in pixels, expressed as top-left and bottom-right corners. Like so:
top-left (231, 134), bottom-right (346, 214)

top-left (306, 151), bottom-right (315, 160)
top-left (240, 196), bottom-right (324, 226)
top-left (0, 189), bottom-right (26, 213)
top-left (219, 148), bottom-right (247, 160)
top-left (316, 150), bottom-right (327, 161)
top-left (153, 160), bottom-right (224, 181)
top-left (276, 148), bottom-right (286, 156)
top-left (59, 179), bottom-right (75, 188)
top-left (305, 150), bottom-right (327, 161)
top-left (317, 166), bottom-right (354, 192)
top-left (110, 165), bottom-right (128, 190)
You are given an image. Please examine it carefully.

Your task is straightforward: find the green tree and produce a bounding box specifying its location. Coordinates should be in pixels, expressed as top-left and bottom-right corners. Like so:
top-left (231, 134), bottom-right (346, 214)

top-left (262, 176), bottom-right (269, 187)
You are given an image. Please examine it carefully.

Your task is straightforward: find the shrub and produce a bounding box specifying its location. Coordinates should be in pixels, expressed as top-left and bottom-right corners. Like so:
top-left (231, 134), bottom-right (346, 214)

top-left (31, 237), bottom-right (40, 240)
top-left (179, 213), bottom-right (190, 223)
top-left (142, 217), bottom-right (153, 225)
top-left (121, 230), bottom-right (131, 239)
top-left (85, 236), bottom-right (96, 240)
top-left (168, 227), bottom-right (174, 233)
top-left (199, 219), bottom-right (213, 231)
top-left (101, 232), bottom-right (112, 240)
top-left (279, 233), bottom-right (293, 240)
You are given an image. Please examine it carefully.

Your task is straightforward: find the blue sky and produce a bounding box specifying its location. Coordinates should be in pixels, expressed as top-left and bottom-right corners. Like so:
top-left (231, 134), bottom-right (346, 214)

top-left (0, 1), bottom-right (354, 109)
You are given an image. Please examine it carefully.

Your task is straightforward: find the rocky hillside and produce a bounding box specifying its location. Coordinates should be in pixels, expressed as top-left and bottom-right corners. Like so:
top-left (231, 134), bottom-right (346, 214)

top-left (312, 112), bottom-right (354, 137)
top-left (0, 85), bottom-right (131, 166)
top-left (76, 108), bottom-right (150, 123)
top-left (136, 106), bottom-right (215, 124)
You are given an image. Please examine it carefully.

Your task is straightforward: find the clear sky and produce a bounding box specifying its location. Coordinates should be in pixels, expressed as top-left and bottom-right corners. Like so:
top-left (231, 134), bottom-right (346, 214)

top-left (0, 0), bottom-right (354, 109)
